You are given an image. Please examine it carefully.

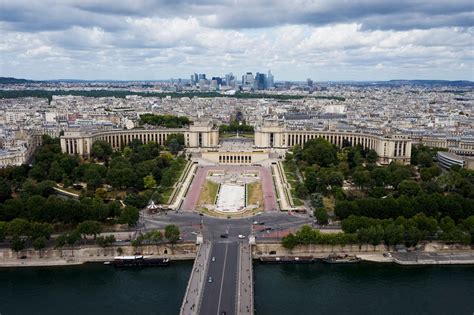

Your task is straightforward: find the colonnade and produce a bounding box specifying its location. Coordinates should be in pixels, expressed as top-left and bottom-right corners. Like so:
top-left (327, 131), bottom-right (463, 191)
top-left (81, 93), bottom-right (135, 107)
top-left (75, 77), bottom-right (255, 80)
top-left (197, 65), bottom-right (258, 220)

top-left (218, 154), bottom-right (252, 164)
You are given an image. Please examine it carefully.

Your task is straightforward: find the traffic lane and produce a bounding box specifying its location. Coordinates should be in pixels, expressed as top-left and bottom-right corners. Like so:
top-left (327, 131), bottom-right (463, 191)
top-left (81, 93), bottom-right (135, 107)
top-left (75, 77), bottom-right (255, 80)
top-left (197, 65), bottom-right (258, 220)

top-left (199, 243), bottom-right (228, 315)
top-left (217, 243), bottom-right (239, 315)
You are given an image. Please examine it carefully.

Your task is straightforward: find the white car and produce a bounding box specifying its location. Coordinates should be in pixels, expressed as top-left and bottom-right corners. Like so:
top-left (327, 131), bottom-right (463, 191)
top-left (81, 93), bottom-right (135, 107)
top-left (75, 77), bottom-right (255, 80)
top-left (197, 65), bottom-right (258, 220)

top-left (211, 257), bottom-right (216, 262)
top-left (238, 235), bottom-right (246, 239)
top-left (208, 276), bottom-right (213, 283)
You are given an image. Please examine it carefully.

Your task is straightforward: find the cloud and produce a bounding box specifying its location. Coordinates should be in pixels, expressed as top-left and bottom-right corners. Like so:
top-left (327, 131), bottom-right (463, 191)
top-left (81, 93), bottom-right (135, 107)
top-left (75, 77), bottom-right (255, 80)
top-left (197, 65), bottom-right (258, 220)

top-left (0, 0), bottom-right (473, 80)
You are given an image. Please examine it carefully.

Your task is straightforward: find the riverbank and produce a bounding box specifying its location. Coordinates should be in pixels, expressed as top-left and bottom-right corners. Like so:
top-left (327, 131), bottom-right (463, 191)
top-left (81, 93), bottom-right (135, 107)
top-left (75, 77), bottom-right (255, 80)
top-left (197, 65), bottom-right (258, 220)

top-left (253, 242), bottom-right (474, 266)
top-left (1, 241), bottom-right (473, 267)
top-left (0, 243), bottom-right (197, 267)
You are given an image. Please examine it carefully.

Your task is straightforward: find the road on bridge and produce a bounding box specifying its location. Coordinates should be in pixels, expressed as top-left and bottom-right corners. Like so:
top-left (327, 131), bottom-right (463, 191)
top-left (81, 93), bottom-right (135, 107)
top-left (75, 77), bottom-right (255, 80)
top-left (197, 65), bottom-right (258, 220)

top-left (199, 242), bottom-right (239, 315)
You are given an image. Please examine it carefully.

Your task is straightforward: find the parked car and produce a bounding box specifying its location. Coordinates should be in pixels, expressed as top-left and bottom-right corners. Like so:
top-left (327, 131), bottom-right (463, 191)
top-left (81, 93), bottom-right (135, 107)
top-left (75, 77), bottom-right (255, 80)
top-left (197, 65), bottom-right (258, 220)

top-left (238, 235), bottom-right (246, 239)
top-left (220, 234), bottom-right (229, 238)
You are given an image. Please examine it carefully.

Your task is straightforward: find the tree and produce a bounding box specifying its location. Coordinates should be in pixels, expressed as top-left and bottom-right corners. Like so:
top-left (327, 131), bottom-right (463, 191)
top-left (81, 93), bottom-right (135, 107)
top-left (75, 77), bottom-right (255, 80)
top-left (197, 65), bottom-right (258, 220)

top-left (29, 222), bottom-right (53, 240)
top-left (48, 161), bottom-right (64, 182)
top-left (366, 150), bottom-right (378, 164)
top-left (91, 140), bottom-right (113, 161)
top-left (314, 208), bottom-right (329, 225)
top-left (55, 234), bottom-right (67, 249)
top-left (29, 164), bottom-right (46, 181)
top-left (143, 175), bottom-right (157, 190)
top-left (0, 178), bottom-right (12, 202)
top-left (66, 230), bottom-right (81, 248)
top-left (282, 233), bottom-right (298, 249)
top-left (0, 221), bottom-right (6, 241)
top-left (84, 168), bottom-right (103, 191)
top-left (294, 182), bottom-right (308, 199)
top-left (96, 235), bottom-right (116, 247)
top-left (107, 167), bottom-right (138, 189)
top-left (304, 169), bottom-right (319, 193)
top-left (11, 236), bottom-right (25, 254)
top-left (166, 134), bottom-right (185, 154)
top-left (143, 230), bottom-right (163, 244)
top-left (390, 166), bottom-right (412, 187)
top-left (32, 236), bottom-right (47, 256)
top-left (398, 180), bottom-right (421, 197)
top-left (367, 225), bottom-right (384, 248)
top-left (7, 218), bottom-right (31, 238)
top-left (164, 224), bottom-right (180, 245)
top-left (77, 220), bottom-right (102, 240)
top-left (384, 224), bottom-right (404, 246)
top-left (119, 206), bottom-right (139, 226)
top-left (352, 170), bottom-right (372, 190)
top-left (309, 193), bottom-right (324, 209)
top-left (371, 167), bottom-right (391, 187)
top-left (417, 151), bottom-right (433, 168)
top-left (301, 138), bottom-right (338, 167)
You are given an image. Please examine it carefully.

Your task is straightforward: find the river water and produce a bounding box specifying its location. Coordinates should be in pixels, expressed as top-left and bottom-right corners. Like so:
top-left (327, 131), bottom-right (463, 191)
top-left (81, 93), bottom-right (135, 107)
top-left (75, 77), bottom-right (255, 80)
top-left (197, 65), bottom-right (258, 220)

top-left (0, 262), bottom-right (473, 315)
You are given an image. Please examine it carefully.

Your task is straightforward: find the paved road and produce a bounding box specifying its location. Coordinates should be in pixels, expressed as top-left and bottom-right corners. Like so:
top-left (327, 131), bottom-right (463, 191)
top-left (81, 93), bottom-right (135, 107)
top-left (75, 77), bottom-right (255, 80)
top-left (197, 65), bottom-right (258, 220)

top-left (200, 242), bottom-right (239, 315)
top-left (142, 211), bottom-right (312, 242)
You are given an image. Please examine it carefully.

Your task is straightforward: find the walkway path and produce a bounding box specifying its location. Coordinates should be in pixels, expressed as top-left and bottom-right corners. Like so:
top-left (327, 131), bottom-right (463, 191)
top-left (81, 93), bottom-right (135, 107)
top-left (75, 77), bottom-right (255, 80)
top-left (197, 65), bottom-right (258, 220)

top-left (180, 241), bottom-right (212, 315)
top-left (237, 243), bottom-right (254, 315)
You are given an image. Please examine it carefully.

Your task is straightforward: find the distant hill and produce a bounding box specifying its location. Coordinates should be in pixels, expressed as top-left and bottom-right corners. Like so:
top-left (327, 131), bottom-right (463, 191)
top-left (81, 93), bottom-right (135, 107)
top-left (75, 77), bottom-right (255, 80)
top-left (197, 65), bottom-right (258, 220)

top-left (387, 80), bottom-right (474, 87)
top-left (0, 77), bottom-right (36, 84)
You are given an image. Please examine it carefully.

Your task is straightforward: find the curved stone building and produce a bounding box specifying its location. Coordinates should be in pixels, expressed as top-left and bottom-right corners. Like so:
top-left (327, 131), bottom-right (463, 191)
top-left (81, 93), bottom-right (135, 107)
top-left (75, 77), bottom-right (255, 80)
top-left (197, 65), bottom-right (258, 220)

top-left (60, 119), bottom-right (219, 157)
top-left (61, 118), bottom-right (412, 164)
top-left (254, 121), bottom-right (412, 164)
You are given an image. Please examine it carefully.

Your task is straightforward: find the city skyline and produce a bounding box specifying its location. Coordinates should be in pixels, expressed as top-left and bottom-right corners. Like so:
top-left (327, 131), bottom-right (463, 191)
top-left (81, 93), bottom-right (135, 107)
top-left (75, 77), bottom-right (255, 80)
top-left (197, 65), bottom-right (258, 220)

top-left (1, 0), bottom-right (473, 81)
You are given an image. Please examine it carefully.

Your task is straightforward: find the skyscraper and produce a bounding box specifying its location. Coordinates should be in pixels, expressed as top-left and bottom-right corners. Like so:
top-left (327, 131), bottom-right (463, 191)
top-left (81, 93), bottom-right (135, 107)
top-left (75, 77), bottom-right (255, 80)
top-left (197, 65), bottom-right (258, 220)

top-left (225, 72), bottom-right (235, 87)
top-left (242, 72), bottom-right (254, 89)
top-left (266, 70), bottom-right (274, 89)
top-left (255, 72), bottom-right (266, 90)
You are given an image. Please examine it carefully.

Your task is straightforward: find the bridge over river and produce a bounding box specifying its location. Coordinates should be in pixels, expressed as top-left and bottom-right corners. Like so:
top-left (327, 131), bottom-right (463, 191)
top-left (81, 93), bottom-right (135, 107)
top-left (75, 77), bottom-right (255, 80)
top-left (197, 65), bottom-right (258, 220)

top-left (180, 240), bottom-right (254, 315)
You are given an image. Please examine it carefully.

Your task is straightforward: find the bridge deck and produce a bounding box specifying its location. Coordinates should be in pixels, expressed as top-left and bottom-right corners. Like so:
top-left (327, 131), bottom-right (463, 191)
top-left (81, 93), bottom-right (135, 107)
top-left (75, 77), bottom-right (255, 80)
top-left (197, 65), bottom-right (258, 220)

top-left (181, 241), bottom-right (254, 315)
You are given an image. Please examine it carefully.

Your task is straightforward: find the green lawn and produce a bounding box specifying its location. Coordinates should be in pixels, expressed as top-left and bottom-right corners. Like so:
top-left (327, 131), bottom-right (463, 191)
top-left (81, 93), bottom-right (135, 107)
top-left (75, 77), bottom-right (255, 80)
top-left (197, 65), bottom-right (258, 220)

top-left (282, 161), bottom-right (305, 207)
top-left (198, 180), bottom-right (219, 205)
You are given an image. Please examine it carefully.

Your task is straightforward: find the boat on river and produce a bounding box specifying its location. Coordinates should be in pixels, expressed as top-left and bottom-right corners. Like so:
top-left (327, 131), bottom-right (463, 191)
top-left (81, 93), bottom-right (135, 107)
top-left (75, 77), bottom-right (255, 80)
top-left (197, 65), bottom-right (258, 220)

top-left (323, 253), bottom-right (361, 264)
top-left (259, 256), bottom-right (314, 264)
top-left (105, 255), bottom-right (170, 267)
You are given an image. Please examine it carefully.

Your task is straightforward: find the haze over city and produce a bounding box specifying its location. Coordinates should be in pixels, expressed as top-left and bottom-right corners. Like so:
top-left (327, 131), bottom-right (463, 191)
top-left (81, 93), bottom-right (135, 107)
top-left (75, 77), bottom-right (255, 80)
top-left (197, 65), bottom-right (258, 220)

top-left (1, 0), bottom-right (473, 81)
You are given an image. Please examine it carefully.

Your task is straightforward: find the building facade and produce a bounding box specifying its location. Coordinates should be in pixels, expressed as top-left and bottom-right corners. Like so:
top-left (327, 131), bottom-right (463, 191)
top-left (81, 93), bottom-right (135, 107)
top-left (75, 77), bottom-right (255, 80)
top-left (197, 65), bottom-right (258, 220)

top-left (254, 121), bottom-right (412, 164)
top-left (61, 119), bottom-right (416, 165)
top-left (60, 119), bottom-right (219, 157)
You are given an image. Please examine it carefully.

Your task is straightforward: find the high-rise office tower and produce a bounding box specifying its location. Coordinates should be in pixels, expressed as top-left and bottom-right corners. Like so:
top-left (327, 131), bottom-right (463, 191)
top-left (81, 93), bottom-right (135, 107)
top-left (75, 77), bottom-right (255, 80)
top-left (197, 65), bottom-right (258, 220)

top-left (225, 73), bottom-right (235, 86)
top-left (306, 78), bottom-right (313, 87)
top-left (255, 72), bottom-right (267, 90)
top-left (266, 70), bottom-right (274, 89)
top-left (242, 72), bottom-right (254, 88)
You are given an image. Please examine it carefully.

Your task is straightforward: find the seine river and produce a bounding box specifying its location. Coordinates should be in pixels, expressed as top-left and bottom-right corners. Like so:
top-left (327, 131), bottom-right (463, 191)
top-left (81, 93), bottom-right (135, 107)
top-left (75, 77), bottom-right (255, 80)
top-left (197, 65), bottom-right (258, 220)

top-left (0, 262), bottom-right (473, 315)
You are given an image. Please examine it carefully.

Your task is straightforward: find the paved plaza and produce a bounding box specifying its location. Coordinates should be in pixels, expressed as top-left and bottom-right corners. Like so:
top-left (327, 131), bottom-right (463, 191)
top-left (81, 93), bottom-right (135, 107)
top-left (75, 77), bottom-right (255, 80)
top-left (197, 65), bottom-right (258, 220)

top-left (181, 165), bottom-right (278, 213)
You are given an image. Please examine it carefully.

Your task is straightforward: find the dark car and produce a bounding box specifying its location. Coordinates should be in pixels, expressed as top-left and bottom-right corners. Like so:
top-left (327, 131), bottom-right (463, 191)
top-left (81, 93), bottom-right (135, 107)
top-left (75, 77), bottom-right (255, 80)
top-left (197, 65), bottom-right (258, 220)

top-left (220, 234), bottom-right (229, 238)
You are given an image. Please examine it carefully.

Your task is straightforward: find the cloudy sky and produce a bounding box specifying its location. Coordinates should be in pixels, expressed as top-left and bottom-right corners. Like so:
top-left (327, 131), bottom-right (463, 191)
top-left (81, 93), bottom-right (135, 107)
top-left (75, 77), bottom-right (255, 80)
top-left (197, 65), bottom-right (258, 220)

top-left (1, 0), bottom-right (473, 81)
